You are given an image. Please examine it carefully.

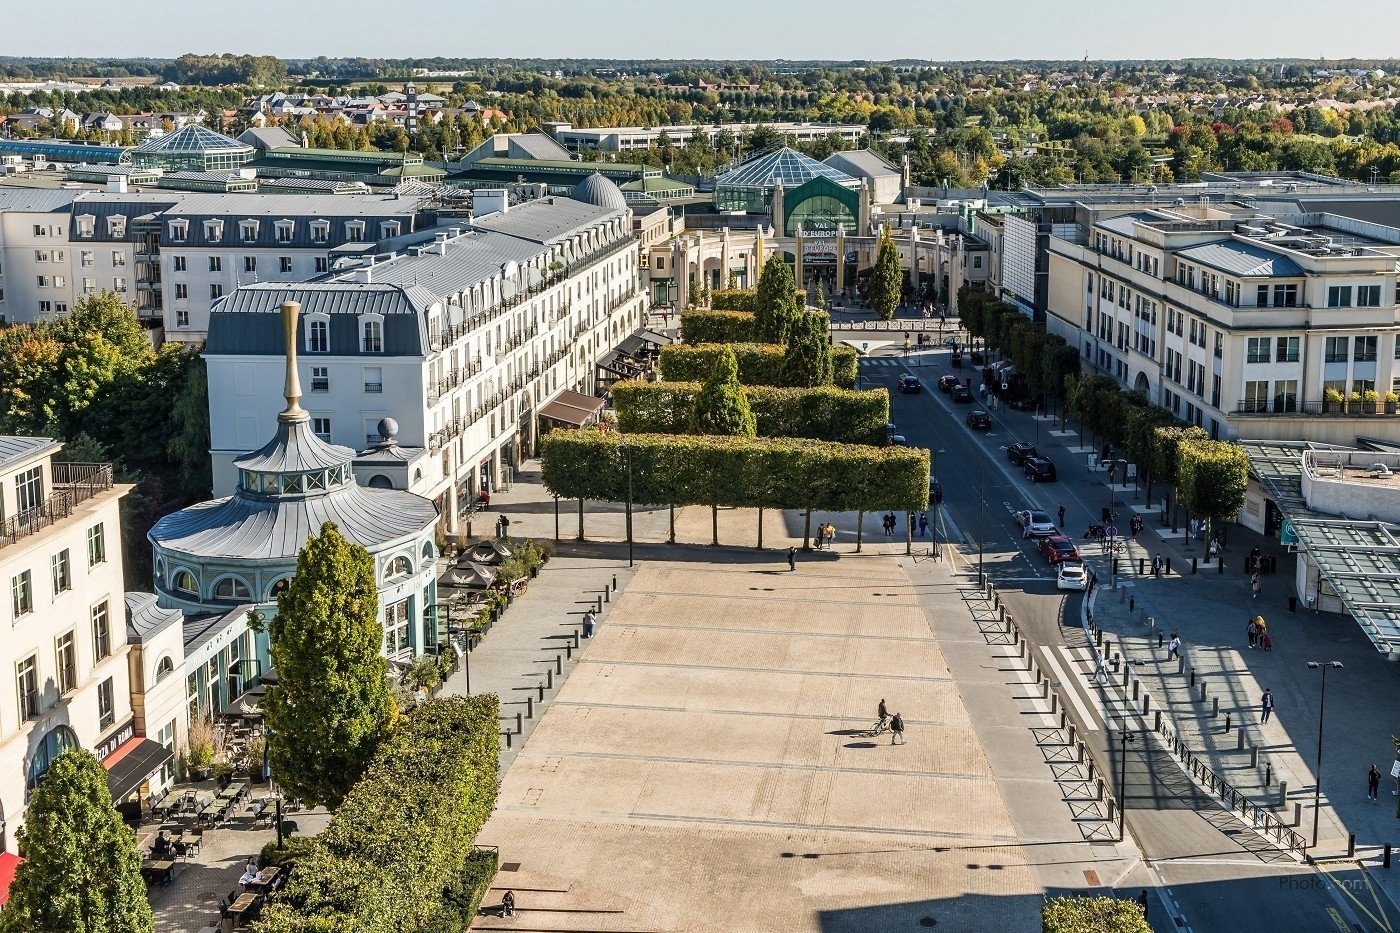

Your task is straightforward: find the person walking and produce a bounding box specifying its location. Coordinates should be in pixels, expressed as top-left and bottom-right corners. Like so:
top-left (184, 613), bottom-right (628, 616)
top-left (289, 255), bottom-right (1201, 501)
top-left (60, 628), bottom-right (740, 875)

top-left (1251, 572), bottom-right (1262, 599)
top-left (1137, 890), bottom-right (1149, 916)
top-left (918, 513), bottom-right (929, 538)
top-left (582, 608), bottom-right (596, 638)
top-left (497, 514), bottom-right (510, 540)
top-left (1168, 632), bottom-right (1181, 660)
top-left (1208, 539), bottom-right (1220, 564)
top-left (787, 546), bottom-right (797, 572)
top-left (1246, 617), bottom-right (1259, 649)
top-left (826, 523), bottom-right (837, 549)
top-left (1152, 555), bottom-right (1163, 578)
top-left (1092, 651), bottom-right (1109, 685)
top-left (877, 698), bottom-right (888, 725)
top-left (1057, 504), bottom-right (1066, 528)
top-left (1260, 688), bottom-right (1275, 724)
top-left (890, 712), bottom-right (906, 745)
top-left (1369, 764), bottom-right (1382, 802)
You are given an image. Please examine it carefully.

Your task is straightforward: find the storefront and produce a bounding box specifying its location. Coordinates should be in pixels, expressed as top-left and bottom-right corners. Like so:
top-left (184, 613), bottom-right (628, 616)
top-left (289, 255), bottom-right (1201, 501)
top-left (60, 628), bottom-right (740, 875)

top-left (100, 720), bottom-right (174, 822)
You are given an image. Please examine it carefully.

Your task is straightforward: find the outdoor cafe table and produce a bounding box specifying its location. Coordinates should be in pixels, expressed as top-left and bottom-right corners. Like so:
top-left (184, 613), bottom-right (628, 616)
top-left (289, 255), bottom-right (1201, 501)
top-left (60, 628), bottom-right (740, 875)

top-left (218, 782), bottom-right (246, 800)
top-left (228, 892), bottom-right (258, 923)
top-left (246, 866), bottom-right (280, 891)
top-left (141, 859), bottom-right (175, 884)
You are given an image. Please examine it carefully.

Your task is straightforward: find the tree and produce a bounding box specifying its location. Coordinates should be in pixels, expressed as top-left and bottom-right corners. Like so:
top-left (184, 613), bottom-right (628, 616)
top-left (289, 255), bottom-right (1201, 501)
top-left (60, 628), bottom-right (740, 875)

top-left (781, 310), bottom-right (833, 388)
top-left (690, 346), bottom-right (756, 437)
top-left (869, 227), bottom-right (902, 321)
top-left (0, 750), bottom-right (153, 933)
top-left (810, 279), bottom-right (826, 310)
top-left (1177, 440), bottom-right (1249, 544)
top-left (754, 255), bottom-right (799, 344)
top-left (264, 521), bottom-right (398, 810)
top-left (1042, 895), bottom-right (1149, 933)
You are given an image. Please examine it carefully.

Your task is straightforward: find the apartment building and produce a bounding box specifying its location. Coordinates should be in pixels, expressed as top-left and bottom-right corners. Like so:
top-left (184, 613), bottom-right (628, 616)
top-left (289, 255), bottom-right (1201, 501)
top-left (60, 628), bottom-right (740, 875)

top-left (0, 189), bottom-right (84, 324)
top-left (203, 178), bottom-right (647, 529)
top-left (1045, 206), bottom-right (1400, 443)
top-left (545, 121), bottom-right (866, 153)
top-left (0, 438), bottom-right (174, 852)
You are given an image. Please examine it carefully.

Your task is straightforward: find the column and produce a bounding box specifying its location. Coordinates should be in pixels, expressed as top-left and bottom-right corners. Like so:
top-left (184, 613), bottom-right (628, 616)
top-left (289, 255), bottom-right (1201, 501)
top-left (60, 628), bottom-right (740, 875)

top-left (835, 231), bottom-right (845, 292)
top-left (794, 234), bottom-right (804, 290)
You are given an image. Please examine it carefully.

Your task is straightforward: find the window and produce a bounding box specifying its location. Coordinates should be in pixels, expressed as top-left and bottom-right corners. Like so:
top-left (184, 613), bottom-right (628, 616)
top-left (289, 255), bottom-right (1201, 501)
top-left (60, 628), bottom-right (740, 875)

top-left (155, 655), bottom-right (175, 682)
top-left (240, 221), bottom-right (258, 243)
top-left (1327, 285), bottom-right (1352, 308)
top-left (11, 571), bottom-right (33, 618)
top-left (1276, 337), bottom-right (1300, 363)
top-left (1243, 380), bottom-right (1270, 413)
top-left (36, 275), bottom-right (50, 289)
top-left (346, 222), bottom-right (365, 243)
top-left (315, 257), bottom-right (328, 274)
top-left (384, 598), bottom-right (410, 657)
top-left (243, 256), bottom-right (257, 273)
top-left (177, 308), bottom-right (189, 327)
top-left (204, 220), bottom-right (223, 242)
top-left (276, 222), bottom-right (294, 243)
top-left (54, 302), bottom-right (67, 316)
top-left (91, 600), bottom-right (111, 661)
top-left (15, 465), bottom-right (43, 514)
top-left (280, 256), bottom-right (293, 273)
top-left (208, 256), bottom-right (222, 273)
top-left (384, 556), bottom-right (412, 581)
top-left (87, 523), bottom-right (106, 566)
top-left (380, 221), bottom-right (400, 239)
top-left (312, 417), bottom-right (332, 441)
top-left (169, 222), bottom-right (187, 243)
top-left (80, 250), bottom-right (93, 267)
top-left (1273, 380), bottom-right (1299, 413)
top-left (310, 366), bottom-right (329, 392)
top-left (311, 222), bottom-right (329, 243)
top-left (112, 277), bottom-right (127, 293)
top-left (210, 283), bottom-right (223, 301)
top-left (97, 677), bottom-right (115, 729)
top-left (212, 577), bottom-right (251, 600)
top-left (174, 283), bottom-right (188, 300)
top-left (172, 569), bottom-right (197, 595)
top-left (1358, 284), bottom-right (1382, 307)
top-left (17, 657), bottom-right (38, 721)
top-left (56, 632), bottom-right (76, 694)
top-left (1325, 336), bottom-right (1350, 363)
top-left (361, 319), bottom-right (383, 353)
top-left (1246, 337), bottom-right (1271, 364)
top-left (1256, 284), bottom-right (1269, 307)
top-left (83, 277), bottom-right (96, 294)
top-left (1224, 280), bottom-right (1240, 306)
top-left (1355, 335), bottom-right (1378, 362)
top-left (39, 301), bottom-right (51, 316)
top-left (308, 318), bottom-right (329, 352)
top-left (173, 255), bottom-right (187, 272)
top-left (51, 549), bottom-right (70, 596)
top-left (363, 366), bottom-right (383, 393)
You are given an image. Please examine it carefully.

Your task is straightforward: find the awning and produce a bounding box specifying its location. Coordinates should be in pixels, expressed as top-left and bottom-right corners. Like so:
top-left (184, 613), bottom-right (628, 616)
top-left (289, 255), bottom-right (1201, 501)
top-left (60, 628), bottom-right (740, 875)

top-left (103, 738), bottom-right (174, 803)
top-left (538, 389), bottom-right (604, 427)
top-left (0, 853), bottom-right (21, 907)
top-left (637, 329), bottom-right (670, 346)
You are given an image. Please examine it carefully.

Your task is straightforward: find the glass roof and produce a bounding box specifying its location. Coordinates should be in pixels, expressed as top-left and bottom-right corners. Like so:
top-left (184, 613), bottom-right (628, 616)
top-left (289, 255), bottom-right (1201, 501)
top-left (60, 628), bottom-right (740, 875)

top-left (133, 124), bottom-right (253, 155)
top-left (716, 147), bottom-right (857, 190)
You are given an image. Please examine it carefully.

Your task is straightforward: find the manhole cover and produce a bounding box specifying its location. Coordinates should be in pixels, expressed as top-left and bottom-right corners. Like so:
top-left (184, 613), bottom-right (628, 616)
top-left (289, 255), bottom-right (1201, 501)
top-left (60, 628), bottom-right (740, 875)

top-left (919, 918), bottom-right (937, 928)
top-left (500, 862), bottom-right (521, 872)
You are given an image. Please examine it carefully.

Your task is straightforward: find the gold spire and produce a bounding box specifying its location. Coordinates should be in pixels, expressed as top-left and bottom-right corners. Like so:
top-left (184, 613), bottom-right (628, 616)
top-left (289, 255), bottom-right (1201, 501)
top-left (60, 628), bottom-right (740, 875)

top-left (278, 300), bottom-right (308, 423)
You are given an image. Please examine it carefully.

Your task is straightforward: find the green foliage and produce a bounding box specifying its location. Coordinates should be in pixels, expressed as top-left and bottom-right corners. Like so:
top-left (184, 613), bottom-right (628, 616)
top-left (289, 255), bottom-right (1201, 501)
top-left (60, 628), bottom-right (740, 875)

top-left (1148, 425), bottom-right (1209, 488)
top-left (709, 289), bottom-right (758, 312)
top-left (754, 255), bottom-right (801, 344)
top-left (254, 696), bottom-right (500, 933)
top-left (811, 279), bottom-right (827, 309)
top-left (679, 309), bottom-right (757, 345)
top-left (690, 346), bottom-right (756, 437)
top-left (264, 522), bottom-right (397, 810)
top-left (1122, 405), bottom-right (1181, 477)
top-left (660, 343), bottom-right (857, 389)
top-left (869, 227), bottom-right (903, 321)
top-left (445, 848), bottom-right (499, 927)
top-left (0, 750), bottom-right (154, 933)
top-left (1042, 895), bottom-right (1150, 933)
top-left (1177, 440), bottom-right (1250, 524)
top-left (259, 835), bottom-right (316, 870)
top-left (541, 430), bottom-right (929, 513)
top-left (782, 310), bottom-right (834, 388)
top-left (612, 380), bottom-right (888, 445)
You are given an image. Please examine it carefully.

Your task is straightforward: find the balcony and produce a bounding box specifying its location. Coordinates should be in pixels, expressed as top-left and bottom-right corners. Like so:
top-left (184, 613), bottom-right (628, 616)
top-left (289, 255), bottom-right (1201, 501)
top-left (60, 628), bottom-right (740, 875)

top-left (1234, 398), bottom-right (1400, 417)
top-left (0, 463), bottom-right (115, 553)
top-left (364, 382), bottom-right (383, 394)
top-left (18, 690), bottom-right (39, 721)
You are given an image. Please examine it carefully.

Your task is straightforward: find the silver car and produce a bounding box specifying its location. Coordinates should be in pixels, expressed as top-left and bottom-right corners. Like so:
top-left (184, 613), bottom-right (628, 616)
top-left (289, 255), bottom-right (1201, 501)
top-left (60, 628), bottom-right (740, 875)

top-left (1057, 562), bottom-right (1088, 591)
top-left (1015, 509), bottom-right (1056, 537)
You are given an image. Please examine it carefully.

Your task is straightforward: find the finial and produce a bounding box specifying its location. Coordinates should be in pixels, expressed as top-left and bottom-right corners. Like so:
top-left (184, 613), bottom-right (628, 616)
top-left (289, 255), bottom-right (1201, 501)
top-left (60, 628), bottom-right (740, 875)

top-left (278, 300), bottom-right (308, 423)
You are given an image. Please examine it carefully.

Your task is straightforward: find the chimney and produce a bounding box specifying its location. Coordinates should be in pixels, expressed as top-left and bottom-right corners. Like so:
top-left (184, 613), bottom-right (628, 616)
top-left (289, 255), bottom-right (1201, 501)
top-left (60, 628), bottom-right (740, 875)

top-left (278, 301), bottom-right (308, 424)
top-left (107, 175), bottom-right (128, 194)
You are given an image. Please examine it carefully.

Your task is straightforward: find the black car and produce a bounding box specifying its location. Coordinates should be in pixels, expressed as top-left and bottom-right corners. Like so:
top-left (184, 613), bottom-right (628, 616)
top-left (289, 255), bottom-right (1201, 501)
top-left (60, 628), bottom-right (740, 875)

top-left (888, 434), bottom-right (910, 447)
top-left (966, 409), bottom-right (991, 430)
top-left (898, 374), bottom-right (922, 394)
top-left (950, 352), bottom-right (963, 368)
top-left (938, 374), bottom-right (961, 393)
top-left (929, 476), bottom-right (943, 504)
top-left (1024, 456), bottom-right (1057, 482)
top-left (951, 384), bottom-right (973, 403)
top-left (1007, 442), bottom-right (1038, 465)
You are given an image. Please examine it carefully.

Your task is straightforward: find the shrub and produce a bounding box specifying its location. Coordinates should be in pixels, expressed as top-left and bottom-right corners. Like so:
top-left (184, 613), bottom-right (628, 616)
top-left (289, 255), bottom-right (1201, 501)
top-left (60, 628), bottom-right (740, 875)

top-left (259, 835), bottom-right (316, 869)
top-left (680, 310), bottom-right (757, 344)
top-left (709, 289), bottom-right (758, 312)
top-left (690, 346), bottom-right (756, 436)
top-left (612, 380), bottom-right (888, 445)
top-left (443, 848), bottom-right (499, 925)
top-left (659, 343), bottom-right (857, 389)
top-left (1042, 895), bottom-right (1150, 933)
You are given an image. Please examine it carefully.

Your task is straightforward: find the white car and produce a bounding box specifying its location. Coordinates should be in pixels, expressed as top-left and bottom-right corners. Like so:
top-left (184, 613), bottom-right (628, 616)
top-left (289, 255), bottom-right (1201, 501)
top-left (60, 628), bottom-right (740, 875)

top-left (1014, 509), bottom-right (1057, 537)
top-left (1057, 562), bottom-right (1089, 591)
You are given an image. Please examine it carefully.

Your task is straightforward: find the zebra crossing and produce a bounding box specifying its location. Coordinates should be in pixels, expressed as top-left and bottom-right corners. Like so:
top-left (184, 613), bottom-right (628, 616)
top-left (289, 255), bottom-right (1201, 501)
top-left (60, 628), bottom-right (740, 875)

top-left (861, 356), bottom-right (942, 367)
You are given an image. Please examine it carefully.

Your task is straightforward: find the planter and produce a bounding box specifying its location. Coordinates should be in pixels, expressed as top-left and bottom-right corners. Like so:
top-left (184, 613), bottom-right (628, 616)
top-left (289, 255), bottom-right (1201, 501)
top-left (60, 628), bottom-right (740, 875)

top-left (529, 566), bottom-right (539, 579)
top-left (186, 764), bottom-right (213, 782)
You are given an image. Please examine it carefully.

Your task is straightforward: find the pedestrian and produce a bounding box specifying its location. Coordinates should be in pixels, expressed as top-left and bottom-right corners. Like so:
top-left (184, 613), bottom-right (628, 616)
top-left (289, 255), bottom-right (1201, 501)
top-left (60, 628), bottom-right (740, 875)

top-left (1137, 890), bottom-right (1149, 916)
top-left (583, 608), bottom-right (596, 638)
top-left (890, 712), bottom-right (905, 745)
top-left (1168, 632), bottom-right (1180, 659)
top-left (497, 514), bottom-right (510, 540)
top-left (1246, 617), bottom-right (1259, 649)
top-left (1152, 555), bottom-right (1163, 578)
top-left (1251, 572), bottom-right (1262, 599)
top-left (1208, 539), bottom-right (1220, 563)
top-left (918, 513), bottom-right (929, 538)
top-left (787, 546), bottom-right (797, 572)
top-left (877, 698), bottom-right (888, 724)
top-left (480, 486), bottom-right (491, 509)
top-left (501, 890), bottom-right (516, 918)
top-left (1057, 504), bottom-right (1066, 527)
top-left (1260, 688), bottom-right (1274, 724)
top-left (826, 523), bottom-right (837, 548)
top-left (1093, 651), bottom-right (1108, 685)
top-left (1369, 765), bottom-right (1382, 802)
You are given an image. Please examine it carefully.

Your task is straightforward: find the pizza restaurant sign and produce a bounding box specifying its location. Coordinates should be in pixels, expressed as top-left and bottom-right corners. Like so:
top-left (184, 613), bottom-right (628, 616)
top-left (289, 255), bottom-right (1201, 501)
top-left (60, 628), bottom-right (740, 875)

top-left (96, 718), bottom-right (136, 761)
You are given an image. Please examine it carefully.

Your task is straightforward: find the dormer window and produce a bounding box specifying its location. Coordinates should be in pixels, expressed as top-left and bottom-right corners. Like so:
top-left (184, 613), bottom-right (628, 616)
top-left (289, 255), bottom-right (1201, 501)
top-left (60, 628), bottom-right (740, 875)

top-left (346, 221), bottom-right (365, 243)
top-left (204, 219), bottom-right (223, 242)
top-left (107, 215), bottom-right (126, 238)
top-left (167, 219), bottom-right (186, 243)
top-left (380, 221), bottom-right (401, 239)
top-left (240, 220), bottom-right (259, 243)
top-left (306, 314), bottom-right (330, 353)
top-left (276, 220), bottom-right (295, 243)
top-left (360, 315), bottom-right (384, 353)
top-left (311, 220), bottom-right (329, 243)
top-left (74, 214), bottom-right (95, 238)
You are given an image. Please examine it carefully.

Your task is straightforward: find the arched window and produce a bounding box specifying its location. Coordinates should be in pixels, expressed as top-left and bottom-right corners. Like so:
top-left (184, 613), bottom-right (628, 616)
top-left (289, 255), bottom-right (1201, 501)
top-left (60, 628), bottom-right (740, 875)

top-left (212, 577), bottom-right (252, 601)
top-left (384, 556), bottom-right (412, 582)
top-left (172, 569), bottom-right (198, 595)
top-left (367, 474), bottom-right (393, 489)
top-left (27, 725), bottom-right (79, 789)
top-left (155, 655), bottom-right (176, 682)
top-left (268, 577), bottom-right (291, 600)
top-left (422, 541), bottom-right (436, 562)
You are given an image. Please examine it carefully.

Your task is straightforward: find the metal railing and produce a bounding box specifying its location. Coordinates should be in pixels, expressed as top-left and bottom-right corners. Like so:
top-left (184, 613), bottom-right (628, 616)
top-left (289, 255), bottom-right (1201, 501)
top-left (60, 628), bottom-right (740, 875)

top-left (0, 463), bottom-right (114, 553)
top-left (1235, 399), bottom-right (1397, 417)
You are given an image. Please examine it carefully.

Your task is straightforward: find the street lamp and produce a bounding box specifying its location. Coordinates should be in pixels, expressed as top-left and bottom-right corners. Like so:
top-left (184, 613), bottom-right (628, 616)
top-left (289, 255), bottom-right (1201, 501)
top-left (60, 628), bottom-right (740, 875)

top-left (624, 445), bottom-right (634, 568)
top-left (977, 473), bottom-right (985, 582)
top-left (1305, 660), bottom-right (1343, 850)
top-left (1117, 729), bottom-right (1138, 841)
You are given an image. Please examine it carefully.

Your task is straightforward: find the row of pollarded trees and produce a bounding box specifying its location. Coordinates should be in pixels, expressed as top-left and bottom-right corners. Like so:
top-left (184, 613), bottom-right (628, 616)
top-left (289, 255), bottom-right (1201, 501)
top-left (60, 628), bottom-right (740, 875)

top-left (957, 286), bottom-right (1082, 416)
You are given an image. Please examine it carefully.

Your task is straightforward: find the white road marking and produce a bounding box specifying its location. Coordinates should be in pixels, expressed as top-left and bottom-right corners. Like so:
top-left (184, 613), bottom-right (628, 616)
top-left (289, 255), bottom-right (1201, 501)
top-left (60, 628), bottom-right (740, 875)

top-left (1037, 645), bottom-right (1101, 731)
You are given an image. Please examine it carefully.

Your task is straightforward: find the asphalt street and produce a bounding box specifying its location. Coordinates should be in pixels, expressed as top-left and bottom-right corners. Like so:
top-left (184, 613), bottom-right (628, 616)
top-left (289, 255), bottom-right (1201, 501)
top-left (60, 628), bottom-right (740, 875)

top-left (862, 343), bottom-right (1389, 933)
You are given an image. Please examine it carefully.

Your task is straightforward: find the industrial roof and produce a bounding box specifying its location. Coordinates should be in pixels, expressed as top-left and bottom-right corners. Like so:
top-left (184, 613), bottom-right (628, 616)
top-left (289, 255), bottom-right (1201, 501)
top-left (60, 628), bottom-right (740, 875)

top-left (0, 188), bottom-right (84, 213)
top-left (507, 132), bottom-right (573, 161)
top-left (1242, 440), bottom-right (1400, 653)
top-left (823, 149), bottom-right (900, 179)
top-left (716, 146), bottom-right (858, 190)
top-left (341, 229), bottom-right (544, 297)
top-left (0, 138), bottom-right (132, 162)
top-left (133, 124), bottom-right (252, 155)
top-left (1176, 240), bottom-right (1306, 278)
top-left (1094, 212), bottom-right (1162, 238)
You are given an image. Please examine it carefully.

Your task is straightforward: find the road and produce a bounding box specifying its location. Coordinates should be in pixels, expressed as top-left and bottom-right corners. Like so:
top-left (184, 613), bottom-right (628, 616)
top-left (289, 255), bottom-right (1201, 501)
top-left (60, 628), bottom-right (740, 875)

top-left (863, 345), bottom-right (1391, 933)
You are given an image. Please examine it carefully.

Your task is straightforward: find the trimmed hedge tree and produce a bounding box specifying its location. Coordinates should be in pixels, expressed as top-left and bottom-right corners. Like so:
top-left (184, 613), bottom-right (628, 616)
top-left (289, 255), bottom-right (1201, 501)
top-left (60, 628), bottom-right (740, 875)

top-left (254, 696), bottom-right (500, 933)
top-left (680, 309), bottom-right (758, 345)
top-left (660, 343), bottom-right (858, 389)
top-left (755, 254), bottom-right (802, 344)
top-left (783, 309), bottom-right (834, 388)
top-left (612, 380), bottom-right (889, 445)
top-left (690, 346), bottom-right (756, 436)
top-left (1177, 439), bottom-right (1250, 543)
top-left (1042, 895), bottom-right (1150, 933)
top-left (540, 430), bottom-right (928, 514)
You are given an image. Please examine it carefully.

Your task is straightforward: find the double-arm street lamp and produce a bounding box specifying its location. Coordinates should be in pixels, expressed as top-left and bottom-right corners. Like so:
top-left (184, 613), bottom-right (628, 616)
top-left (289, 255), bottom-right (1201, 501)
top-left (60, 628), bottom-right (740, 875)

top-left (1305, 660), bottom-right (1343, 850)
top-left (1117, 728), bottom-right (1138, 842)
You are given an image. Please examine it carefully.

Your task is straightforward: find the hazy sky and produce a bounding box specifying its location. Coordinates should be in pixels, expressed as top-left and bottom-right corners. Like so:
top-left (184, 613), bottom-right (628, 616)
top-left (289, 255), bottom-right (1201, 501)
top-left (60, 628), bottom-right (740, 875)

top-left (6, 1), bottom-right (1400, 61)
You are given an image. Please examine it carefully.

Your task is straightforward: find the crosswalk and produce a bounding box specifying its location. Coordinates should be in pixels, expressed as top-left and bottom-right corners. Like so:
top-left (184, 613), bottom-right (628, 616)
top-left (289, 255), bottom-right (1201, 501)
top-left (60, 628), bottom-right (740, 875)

top-left (861, 356), bottom-right (942, 367)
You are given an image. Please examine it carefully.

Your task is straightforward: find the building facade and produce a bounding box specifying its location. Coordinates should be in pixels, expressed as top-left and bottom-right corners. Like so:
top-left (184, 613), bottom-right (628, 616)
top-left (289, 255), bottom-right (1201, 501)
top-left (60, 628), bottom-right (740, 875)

top-left (0, 189), bottom-right (84, 325)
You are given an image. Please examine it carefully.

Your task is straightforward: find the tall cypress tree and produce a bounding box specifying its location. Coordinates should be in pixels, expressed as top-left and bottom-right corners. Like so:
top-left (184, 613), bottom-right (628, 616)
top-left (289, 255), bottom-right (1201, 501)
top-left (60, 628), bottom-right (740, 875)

top-left (869, 227), bottom-right (903, 321)
top-left (264, 521), bottom-right (397, 810)
top-left (755, 255), bottom-right (799, 344)
top-left (782, 311), bottom-right (834, 388)
top-left (0, 751), bottom-right (153, 933)
top-left (691, 346), bottom-right (757, 436)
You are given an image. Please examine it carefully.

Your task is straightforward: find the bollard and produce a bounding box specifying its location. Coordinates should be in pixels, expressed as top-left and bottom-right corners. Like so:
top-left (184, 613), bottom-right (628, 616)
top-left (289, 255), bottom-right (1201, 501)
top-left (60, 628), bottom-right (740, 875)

top-left (527, 696), bottom-right (535, 719)
top-left (1138, 558), bottom-right (1146, 575)
top-left (1142, 694), bottom-right (1150, 715)
top-left (603, 586), bottom-right (610, 604)
top-left (1165, 557), bottom-right (1172, 575)
top-left (1192, 557), bottom-right (1198, 575)
top-left (1155, 710), bottom-right (1162, 732)
top-left (1177, 655), bottom-right (1185, 675)
top-left (1096, 629), bottom-right (1104, 647)
top-left (537, 682), bottom-right (545, 701)
top-left (1278, 781), bottom-right (1287, 808)
top-left (1020, 639), bottom-right (1029, 660)
top-left (504, 731), bottom-right (513, 749)
top-left (1000, 604), bottom-right (1008, 623)
top-left (1225, 712), bottom-right (1232, 733)
top-left (1129, 595), bottom-right (1136, 613)
top-left (1217, 558), bottom-right (1224, 575)
top-left (1077, 742), bottom-right (1085, 763)
top-left (1265, 763), bottom-right (1272, 786)
top-left (1132, 680), bottom-right (1140, 700)
top-left (555, 655), bottom-right (563, 675)
top-left (1122, 665), bottom-right (1130, 687)
top-left (1068, 723), bottom-right (1077, 746)
top-left (566, 643), bottom-right (573, 659)
top-left (1097, 777), bottom-right (1105, 800)
top-left (612, 573), bottom-right (617, 592)
top-left (1349, 833), bottom-right (1356, 859)
top-left (1384, 843), bottom-right (1392, 869)
top-left (573, 630), bottom-right (581, 649)
top-left (1250, 746), bottom-right (1259, 768)
top-left (1113, 654), bottom-right (1121, 672)
top-left (1199, 681), bottom-right (1207, 701)
top-left (1060, 710), bottom-right (1067, 730)
top-left (1157, 631), bottom-right (1164, 648)
top-left (596, 596), bottom-right (603, 613)
top-left (1042, 678), bottom-right (1050, 698)
top-left (1088, 759), bottom-right (1096, 782)
top-left (546, 668), bottom-right (554, 690)
top-left (516, 712), bottom-right (523, 734)
top-left (1108, 799), bottom-right (1117, 823)
top-left (1212, 697), bottom-right (1220, 718)
top-left (1190, 669), bottom-right (1197, 687)
top-left (1294, 802), bottom-right (1303, 826)
top-left (1049, 692), bottom-right (1059, 714)
top-left (1104, 638), bottom-right (1113, 656)
top-left (1237, 729), bottom-right (1246, 752)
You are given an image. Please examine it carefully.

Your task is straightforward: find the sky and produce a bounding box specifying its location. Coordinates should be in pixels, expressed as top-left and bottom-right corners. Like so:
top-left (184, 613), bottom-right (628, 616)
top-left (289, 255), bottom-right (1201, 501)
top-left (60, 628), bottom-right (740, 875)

top-left (6, 1), bottom-right (1400, 62)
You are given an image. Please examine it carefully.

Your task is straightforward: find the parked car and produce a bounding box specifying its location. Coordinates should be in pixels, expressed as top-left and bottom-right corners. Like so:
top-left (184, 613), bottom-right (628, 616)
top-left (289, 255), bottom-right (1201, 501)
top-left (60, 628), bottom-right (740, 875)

top-left (899, 374), bottom-right (922, 393)
top-left (1039, 534), bottom-right (1081, 565)
top-left (886, 422), bottom-right (898, 440)
top-left (951, 352), bottom-right (963, 368)
top-left (1007, 442), bottom-right (1037, 465)
top-left (966, 409), bottom-right (991, 430)
top-left (888, 434), bottom-right (909, 447)
top-left (1024, 457), bottom-right (1057, 483)
top-left (951, 384), bottom-right (973, 403)
top-left (1014, 509), bottom-right (1056, 537)
top-left (929, 475), bottom-right (943, 504)
top-left (1057, 561), bottom-right (1089, 591)
top-left (938, 374), bottom-right (961, 393)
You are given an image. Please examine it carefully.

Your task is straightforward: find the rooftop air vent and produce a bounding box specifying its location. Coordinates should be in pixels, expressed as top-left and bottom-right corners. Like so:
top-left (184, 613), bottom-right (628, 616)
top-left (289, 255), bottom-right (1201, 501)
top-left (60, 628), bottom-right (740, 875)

top-left (1370, 463), bottom-right (1393, 478)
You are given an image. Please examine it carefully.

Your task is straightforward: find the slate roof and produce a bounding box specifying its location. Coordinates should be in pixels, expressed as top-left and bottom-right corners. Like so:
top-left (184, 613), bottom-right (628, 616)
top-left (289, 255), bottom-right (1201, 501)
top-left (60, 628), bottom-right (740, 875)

top-left (823, 148), bottom-right (900, 179)
top-left (0, 188), bottom-right (83, 213)
top-left (1177, 240), bottom-right (1306, 277)
top-left (124, 592), bottom-right (183, 642)
top-left (206, 282), bottom-right (438, 357)
top-left (470, 195), bottom-right (622, 244)
top-left (346, 229), bottom-right (544, 297)
top-left (0, 436), bottom-right (59, 471)
top-left (234, 418), bottom-right (357, 474)
top-left (238, 126), bottom-right (300, 151)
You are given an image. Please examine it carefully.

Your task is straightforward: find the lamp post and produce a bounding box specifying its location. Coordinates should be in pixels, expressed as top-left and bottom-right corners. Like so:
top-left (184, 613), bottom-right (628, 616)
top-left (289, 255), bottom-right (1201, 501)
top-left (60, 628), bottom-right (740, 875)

top-left (1117, 729), bottom-right (1138, 841)
top-left (625, 445), bottom-right (634, 568)
top-left (977, 473), bottom-right (985, 582)
top-left (1305, 660), bottom-right (1343, 850)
